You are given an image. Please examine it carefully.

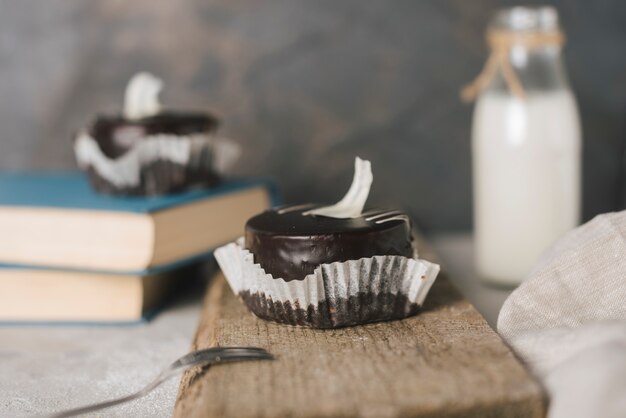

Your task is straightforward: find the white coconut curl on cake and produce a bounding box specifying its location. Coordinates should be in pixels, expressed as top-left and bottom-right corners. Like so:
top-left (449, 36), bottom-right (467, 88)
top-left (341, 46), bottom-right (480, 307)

top-left (74, 72), bottom-right (240, 195)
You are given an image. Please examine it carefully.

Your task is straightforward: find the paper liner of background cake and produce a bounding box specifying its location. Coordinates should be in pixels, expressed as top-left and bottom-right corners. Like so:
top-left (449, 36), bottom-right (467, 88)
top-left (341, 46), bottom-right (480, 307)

top-left (215, 238), bottom-right (440, 329)
top-left (74, 132), bottom-right (240, 195)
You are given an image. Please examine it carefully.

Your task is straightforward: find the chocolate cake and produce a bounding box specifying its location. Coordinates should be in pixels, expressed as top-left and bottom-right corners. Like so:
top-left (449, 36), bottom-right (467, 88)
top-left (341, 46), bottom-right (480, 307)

top-left (214, 157), bottom-right (440, 329)
top-left (74, 72), bottom-right (240, 196)
top-left (245, 205), bottom-right (414, 281)
top-left (231, 205), bottom-right (426, 328)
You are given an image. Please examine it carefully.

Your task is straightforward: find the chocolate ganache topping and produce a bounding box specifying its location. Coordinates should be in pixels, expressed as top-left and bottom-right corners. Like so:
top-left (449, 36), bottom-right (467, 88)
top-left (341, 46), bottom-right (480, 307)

top-left (245, 206), bottom-right (414, 282)
top-left (88, 111), bottom-right (219, 159)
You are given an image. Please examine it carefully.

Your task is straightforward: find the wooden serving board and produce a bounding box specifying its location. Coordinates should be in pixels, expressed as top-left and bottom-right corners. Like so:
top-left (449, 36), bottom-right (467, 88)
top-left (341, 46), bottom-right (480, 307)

top-left (174, 242), bottom-right (544, 418)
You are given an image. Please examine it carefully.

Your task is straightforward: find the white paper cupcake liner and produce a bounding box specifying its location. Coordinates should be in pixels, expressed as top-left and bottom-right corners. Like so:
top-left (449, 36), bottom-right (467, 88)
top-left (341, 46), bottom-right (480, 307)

top-left (74, 132), bottom-right (240, 193)
top-left (215, 238), bottom-right (440, 328)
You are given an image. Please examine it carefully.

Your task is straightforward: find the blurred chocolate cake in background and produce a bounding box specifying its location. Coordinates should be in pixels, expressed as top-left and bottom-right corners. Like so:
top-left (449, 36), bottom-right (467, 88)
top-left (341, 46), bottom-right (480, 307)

top-left (74, 73), bottom-right (240, 196)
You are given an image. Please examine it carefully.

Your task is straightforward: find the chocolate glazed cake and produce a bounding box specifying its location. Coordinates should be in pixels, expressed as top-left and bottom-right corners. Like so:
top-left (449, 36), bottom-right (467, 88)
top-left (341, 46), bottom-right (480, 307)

top-left (215, 157), bottom-right (440, 329)
top-left (241, 205), bottom-right (419, 328)
top-left (74, 72), bottom-right (240, 196)
top-left (81, 112), bottom-right (220, 195)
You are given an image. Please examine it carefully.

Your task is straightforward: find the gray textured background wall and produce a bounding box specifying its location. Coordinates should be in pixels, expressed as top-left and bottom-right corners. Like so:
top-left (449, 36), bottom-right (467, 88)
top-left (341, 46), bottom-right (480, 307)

top-left (1, 1), bottom-right (625, 231)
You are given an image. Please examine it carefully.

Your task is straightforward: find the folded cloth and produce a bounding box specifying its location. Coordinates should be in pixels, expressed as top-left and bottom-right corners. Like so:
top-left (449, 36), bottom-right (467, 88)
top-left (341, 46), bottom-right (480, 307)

top-left (498, 210), bottom-right (626, 418)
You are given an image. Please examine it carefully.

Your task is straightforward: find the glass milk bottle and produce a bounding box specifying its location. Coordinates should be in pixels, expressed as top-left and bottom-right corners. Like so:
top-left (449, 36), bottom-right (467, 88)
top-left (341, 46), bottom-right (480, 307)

top-left (465, 7), bottom-right (581, 286)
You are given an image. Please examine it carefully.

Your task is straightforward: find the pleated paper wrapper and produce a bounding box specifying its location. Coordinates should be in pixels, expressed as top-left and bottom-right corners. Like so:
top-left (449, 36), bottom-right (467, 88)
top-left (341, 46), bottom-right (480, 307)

top-left (74, 132), bottom-right (240, 196)
top-left (215, 238), bottom-right (440, 329)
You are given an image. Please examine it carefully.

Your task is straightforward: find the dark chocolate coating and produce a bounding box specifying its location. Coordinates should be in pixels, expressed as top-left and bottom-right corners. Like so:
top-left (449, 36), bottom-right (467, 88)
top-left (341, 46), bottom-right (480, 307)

top-left (245, 207), bottom-right (413, 281)
top-left (88, 111), bottom-right (219, 159)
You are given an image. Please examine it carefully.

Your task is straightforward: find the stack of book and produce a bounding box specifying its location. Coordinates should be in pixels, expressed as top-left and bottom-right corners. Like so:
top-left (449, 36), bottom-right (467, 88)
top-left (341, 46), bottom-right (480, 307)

top-left (0, 172), bottom-right (275, 323)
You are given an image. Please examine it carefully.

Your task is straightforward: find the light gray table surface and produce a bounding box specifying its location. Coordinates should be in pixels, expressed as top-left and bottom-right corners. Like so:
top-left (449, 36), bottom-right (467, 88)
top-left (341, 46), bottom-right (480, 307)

top-left (0, 233), bottom-right (514, 418)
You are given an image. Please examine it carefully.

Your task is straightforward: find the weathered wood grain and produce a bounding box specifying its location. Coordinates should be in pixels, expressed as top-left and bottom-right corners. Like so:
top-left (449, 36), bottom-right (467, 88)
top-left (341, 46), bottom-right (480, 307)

top-left (174, 246), bottom-right (544, 418)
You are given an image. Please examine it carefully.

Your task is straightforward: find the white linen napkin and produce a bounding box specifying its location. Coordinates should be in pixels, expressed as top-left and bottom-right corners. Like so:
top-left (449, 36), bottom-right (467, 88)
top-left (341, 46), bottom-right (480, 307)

top-left (498, 210), bottom-right (626, 418)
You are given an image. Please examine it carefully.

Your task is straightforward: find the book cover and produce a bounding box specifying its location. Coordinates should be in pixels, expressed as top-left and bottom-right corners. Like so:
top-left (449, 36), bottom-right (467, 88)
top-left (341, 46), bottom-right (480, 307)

top-left (0, 171), bottom-right (280, 272)
top-left (0, 171), bottom-right (279, 213)
top-left (0, 258), bottom-right (218, 326)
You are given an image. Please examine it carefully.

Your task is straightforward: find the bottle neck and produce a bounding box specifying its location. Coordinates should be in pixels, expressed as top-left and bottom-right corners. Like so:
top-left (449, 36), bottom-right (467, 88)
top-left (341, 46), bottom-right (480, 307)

top-left (461, 26), bottom-right (571, 101)
top-left (486, 30), bottom-right (571, 95)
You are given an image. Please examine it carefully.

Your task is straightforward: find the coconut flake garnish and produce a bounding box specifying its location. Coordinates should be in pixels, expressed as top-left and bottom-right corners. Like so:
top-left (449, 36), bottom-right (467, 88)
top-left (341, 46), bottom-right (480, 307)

top-left (124, 72), bottom-right (163, 120)
top-left (304, 157), bottom-right (373, 219)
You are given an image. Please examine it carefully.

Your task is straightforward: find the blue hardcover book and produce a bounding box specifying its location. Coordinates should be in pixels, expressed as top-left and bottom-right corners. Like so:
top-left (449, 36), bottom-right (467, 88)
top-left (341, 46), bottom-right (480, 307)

top-left (0, 171), bottom-right (278, 323)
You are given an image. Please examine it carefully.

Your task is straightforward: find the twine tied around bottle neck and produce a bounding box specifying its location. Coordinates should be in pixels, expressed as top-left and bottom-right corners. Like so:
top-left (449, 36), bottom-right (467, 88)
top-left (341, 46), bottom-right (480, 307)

top-left (461, 29), bottom-right (565, 102)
